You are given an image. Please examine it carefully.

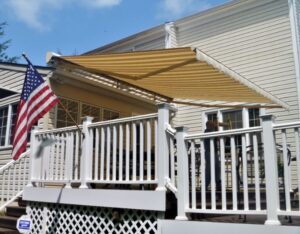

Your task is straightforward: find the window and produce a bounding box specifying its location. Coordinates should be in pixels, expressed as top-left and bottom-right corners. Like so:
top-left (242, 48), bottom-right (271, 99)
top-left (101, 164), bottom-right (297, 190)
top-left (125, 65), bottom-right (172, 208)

top-left (206, 108), bottom-right (260, 130)
top-left (0, 103), bottom-right (18, 147)
top-left (56, 99), bottom-right (79, 128)
top-left (56, 98), bottom-right (121, 128)
top-left (103, 109), bottom-right (120, 121)
top-left (249, 108), bottom-right (260, 127)
top-left (223, 110), bottom-right (243, 130)
top-left (81, 104), bottom-right (101, 122)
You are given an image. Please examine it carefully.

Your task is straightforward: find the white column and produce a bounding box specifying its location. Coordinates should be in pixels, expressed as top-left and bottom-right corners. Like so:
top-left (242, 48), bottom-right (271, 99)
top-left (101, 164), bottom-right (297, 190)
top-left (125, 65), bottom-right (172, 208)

top-left (156, 103), bottom-right (176, 191)
top-left (242, 108), bottom-right (250, 146)
top-left (260, 115), bottom-right (281, 225)
top-left (175, 126), bottom-right (189, 220)
top-left (79, 116), bottom-right (93, 189)
top-left (28, 126), bottom-right (40, 187)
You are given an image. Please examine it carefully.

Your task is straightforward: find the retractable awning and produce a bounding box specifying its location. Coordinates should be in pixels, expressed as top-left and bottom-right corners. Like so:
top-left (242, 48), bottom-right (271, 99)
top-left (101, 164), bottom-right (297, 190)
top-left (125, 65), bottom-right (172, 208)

top-left (53, 47), bottom-right (287, 109)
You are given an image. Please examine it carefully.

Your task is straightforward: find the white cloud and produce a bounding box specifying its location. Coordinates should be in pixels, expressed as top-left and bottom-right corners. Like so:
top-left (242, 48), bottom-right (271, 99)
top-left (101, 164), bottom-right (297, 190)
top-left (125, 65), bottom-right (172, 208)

top-left (159, 0), bottom-right (212, 19)
top-left (5, 0), bottom-right (122, 31)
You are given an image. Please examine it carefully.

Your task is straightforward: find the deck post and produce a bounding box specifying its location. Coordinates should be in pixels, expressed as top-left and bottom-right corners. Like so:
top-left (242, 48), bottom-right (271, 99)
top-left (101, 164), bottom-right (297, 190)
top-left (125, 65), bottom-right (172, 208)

top-left (79, 116), bottom-right (93, 189)
top-left (175, 126), bottom-right (189, 220)
top-left (28, 126), bottom-right (40, 187)
top-left (156, 103), bottom-right (175, 191)
top-left (260, 115), bottom-right (281, 225)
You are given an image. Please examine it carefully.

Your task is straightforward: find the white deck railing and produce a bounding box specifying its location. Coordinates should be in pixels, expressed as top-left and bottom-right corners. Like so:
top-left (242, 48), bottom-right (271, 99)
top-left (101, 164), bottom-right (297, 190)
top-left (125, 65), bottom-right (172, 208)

top-left (0, 150), bottom-right (30, 210)
top-left (175, 115), bottom-right (300, 225)
top-left (29, 104), bottom-right (175, 191)
top-left (27, 104), bottom-right (300, 225)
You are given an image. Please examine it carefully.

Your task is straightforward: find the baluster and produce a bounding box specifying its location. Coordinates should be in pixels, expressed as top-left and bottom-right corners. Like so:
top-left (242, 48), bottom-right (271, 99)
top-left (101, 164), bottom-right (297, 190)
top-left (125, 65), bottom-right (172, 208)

top-left (60, 133), bottom-right (65, 180)
top-left (44, 134), bottom-right (51, 181)
top-left (132, 123), bottom-right (137, 181)
top-left (281, 129), bottom-right (291, 211)
top-left (100, 127), bottom-right (105, 181)
top-left (139, 121), bottom-right (144, 182)
top-left (242, 135), bottom-right (249, 210)
top-left (191, 141), bottom-right (196, 209)
top-left (220, 137), bottom-right (226, 210)
top-left (12, 163), bottom-right (16, 197)
top-left (55, 135), bottom-right (60, 180)
top-left (210, 138), bottom-right (216, 210)
top-left (74, 131), bottom-right (80, 180)
top-left (200, 139), bottom-right (206, 210)
top-left (7, 168), bottom-right (11, 202)
top-left (170, 137), bottom-right (175, 185)
top-left (253, 134), bottom-right (261, 211)
top-left (106, 126), bottom-right (111, 181)
top-left (112, 125), bottom-right (117, 181)
top-left (119, 124), bottom-right (123, 181)
top-left (147, 121), bottom-right (151, 181)
top-left (94, 128), bottom-right (99, 180)
top-left (126, 123), bottom-right (130, 181)
top-left (231, 136), bottom-right (238, 210)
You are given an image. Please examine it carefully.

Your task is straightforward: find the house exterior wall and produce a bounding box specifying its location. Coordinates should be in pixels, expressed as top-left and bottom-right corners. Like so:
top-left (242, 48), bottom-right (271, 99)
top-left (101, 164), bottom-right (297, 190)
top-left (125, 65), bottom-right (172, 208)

top-left (175, 0), bottom-right (298, 133)
top-left (87, 26), bottom-right (165, 54)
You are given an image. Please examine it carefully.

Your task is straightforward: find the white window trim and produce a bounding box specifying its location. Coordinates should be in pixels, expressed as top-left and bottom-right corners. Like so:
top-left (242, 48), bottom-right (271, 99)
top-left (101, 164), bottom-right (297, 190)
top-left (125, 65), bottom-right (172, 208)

top-left (0, 103), bottom-right (17, 148)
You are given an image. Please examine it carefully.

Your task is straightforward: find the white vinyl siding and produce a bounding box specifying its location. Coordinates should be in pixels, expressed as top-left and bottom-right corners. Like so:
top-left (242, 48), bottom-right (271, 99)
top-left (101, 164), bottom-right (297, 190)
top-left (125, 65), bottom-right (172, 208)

top-left (175, 0), bottom-right (297, 133)
top-left (0, 69), bottom-right (25, 93)
top-left (91, 28), bottom-right (165, 53)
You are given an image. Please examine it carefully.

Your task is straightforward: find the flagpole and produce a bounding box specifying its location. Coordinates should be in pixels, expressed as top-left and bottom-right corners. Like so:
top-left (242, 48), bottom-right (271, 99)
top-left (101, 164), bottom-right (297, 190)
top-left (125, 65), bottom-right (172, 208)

top-left (22, 53), bottom-right (84, 136)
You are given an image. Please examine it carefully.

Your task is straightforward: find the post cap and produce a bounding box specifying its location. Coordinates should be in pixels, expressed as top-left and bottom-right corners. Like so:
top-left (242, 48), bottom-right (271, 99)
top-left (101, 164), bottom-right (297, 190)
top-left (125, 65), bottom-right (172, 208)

top-left (81, 116), bottom-right (94, 123)
top-left (175, 126), bottom-right (189, 132)
top-left (260, 114), bottom-right (275, 122)
top-left (157, 102), bottom-right (177, 112)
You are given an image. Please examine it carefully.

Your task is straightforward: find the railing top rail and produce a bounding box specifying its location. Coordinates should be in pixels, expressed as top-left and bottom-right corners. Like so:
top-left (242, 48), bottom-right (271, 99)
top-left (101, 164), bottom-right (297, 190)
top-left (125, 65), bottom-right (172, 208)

top-left (88, 113), bottom-right (158, 128)
top-left (35, 125), bottom-right (83, 135)
top-left (185, 126), bottom-right (262, 140)
top-left (0, 150), bottom-right (30, 173)
top-left (273, 121), bottom-right (300, 131)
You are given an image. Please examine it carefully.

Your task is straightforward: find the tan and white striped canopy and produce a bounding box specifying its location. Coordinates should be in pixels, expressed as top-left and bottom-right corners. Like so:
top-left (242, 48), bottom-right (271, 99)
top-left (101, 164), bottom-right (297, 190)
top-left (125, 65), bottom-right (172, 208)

top-left (55, 47), bottom-right (287, 108)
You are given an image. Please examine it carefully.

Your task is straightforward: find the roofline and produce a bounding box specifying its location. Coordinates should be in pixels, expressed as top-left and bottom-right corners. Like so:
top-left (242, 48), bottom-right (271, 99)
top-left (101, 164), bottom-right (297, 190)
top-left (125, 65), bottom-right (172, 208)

top-left (0, 62), bottom-right (53, 74)
top-left (85, 0), bottom-right (278, 54)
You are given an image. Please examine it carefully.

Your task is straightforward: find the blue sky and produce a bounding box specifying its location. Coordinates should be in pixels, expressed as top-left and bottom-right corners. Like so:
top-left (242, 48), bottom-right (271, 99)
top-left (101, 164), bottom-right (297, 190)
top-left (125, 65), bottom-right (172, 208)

top-left (0, 0), bottom-right (228, 66)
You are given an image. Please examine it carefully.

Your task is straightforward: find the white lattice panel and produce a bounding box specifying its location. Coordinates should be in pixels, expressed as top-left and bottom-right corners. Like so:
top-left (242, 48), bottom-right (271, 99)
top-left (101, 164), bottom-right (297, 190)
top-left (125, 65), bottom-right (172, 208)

top-left (27, 202), bottom-right (159, 234)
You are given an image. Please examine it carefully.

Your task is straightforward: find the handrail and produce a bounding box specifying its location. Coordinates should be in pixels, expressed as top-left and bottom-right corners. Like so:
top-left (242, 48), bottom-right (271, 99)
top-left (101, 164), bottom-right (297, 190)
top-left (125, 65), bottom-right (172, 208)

top-left (185, 126), bottom-right (262, 140)
top-left (88, 113), bottom-right (158, 128)
top-left (273, 121), bottom-right (300, 130)
top-left (35, 125), bottom-right (82, 135)
top-left (0, 150), bottom-right (30, 172)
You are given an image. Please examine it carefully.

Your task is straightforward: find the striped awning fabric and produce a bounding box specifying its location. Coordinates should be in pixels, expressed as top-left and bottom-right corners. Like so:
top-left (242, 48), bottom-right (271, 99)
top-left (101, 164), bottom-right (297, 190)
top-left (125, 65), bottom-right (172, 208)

top-left (57, 47), bottom-right (287, 108)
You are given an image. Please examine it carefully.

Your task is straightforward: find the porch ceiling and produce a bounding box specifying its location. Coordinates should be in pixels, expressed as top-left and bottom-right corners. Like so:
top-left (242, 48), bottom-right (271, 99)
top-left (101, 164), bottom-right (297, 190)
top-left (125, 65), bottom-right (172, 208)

top-left (56, 47), bottom-right (287, 109)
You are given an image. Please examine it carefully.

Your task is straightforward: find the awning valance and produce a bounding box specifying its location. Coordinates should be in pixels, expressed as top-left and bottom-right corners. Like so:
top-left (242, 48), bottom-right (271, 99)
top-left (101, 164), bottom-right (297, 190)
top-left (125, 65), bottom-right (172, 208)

top-left (54, 47), bottom-right (287, 109)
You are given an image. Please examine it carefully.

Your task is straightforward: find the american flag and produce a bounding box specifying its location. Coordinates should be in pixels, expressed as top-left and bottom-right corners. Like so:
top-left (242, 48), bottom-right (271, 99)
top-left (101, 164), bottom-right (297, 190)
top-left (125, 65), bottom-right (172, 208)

top-left (11, 57), bottom-right (59, 160)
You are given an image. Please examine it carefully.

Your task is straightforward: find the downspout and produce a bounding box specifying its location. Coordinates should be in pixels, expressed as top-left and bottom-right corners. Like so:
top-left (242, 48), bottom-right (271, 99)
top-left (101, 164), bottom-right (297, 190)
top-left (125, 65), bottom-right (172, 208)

top-left (288, 0), bottom-right (300, 118)
top-left (165, 22), bottom-right (178, 49)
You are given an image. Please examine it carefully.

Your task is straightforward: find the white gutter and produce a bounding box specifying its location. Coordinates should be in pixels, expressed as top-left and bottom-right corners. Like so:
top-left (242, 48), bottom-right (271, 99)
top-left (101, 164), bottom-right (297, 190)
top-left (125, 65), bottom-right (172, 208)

top-left (289, 0), bottom-right (300, 118)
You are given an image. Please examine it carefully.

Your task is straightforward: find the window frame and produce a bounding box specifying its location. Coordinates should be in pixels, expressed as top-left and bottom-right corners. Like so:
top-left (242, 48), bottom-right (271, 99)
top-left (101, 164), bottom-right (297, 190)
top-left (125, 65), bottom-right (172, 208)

top-left (55, 97), bottom-right (121, 128)
top-left (0, 102), bottom-right (18, 149)
top-left (203, 107), bottom-right (264, 132)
